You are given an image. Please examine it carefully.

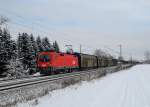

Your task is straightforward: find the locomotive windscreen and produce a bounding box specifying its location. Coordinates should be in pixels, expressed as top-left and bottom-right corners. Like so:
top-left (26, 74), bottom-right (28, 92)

top-left (39, 55), bottom-right (50, 62)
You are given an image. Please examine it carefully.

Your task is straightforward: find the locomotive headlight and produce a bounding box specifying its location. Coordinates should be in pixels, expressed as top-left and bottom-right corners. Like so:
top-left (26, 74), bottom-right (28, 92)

top-left (41, 64), bottom-right (47, 67)
top-left (72, 60), bottom-right (76, 65)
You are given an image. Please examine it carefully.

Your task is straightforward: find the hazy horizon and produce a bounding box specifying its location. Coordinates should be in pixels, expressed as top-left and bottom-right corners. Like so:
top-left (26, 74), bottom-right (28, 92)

top-left (0, 0), bottom-right (150, 60)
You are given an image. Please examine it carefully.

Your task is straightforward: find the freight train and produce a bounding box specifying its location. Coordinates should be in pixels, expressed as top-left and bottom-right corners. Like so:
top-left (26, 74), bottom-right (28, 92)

top-left (37, 49), bottom-right (121, 75)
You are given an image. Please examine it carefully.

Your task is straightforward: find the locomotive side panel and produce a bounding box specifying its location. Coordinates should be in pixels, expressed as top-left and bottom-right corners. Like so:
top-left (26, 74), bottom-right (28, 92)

top-left (37, 51), bottom-right (79, 75)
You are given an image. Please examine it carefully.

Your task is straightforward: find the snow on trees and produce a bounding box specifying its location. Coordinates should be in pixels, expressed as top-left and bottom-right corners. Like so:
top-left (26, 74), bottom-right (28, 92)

top-left (0, 28), bottom-right (17, 76)
top-left (28, 34), bottom-right (37, 74)
top-left (0, 16), bottom-right (61, 77)
top-left (16, 33), bottom-right (53, 75)
top-left (17, 33), bottom-right (37, 70)
top-left (42, 37), bottom-right (52, 51)
top-left (36, 36), bottom-right (44, 52)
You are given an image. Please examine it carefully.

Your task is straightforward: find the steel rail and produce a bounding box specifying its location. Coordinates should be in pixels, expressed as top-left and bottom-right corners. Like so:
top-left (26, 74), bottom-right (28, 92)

top-left (0, 69), bottom-right (97, 92)
top-left (0, 64), bottom-right (132, 92)
top-left (0, 75), bottom-right (42, 83)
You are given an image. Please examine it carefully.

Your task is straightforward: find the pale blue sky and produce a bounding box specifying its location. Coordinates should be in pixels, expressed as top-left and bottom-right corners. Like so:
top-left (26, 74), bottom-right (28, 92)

top-left (0, 0), bottom-right (150, 60)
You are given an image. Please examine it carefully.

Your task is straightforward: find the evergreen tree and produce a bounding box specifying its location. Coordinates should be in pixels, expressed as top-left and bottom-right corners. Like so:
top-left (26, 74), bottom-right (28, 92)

top-left (0, 28), bottom-right (16, 76)
top-left (29, 34), bottom-right (37, 73)
top-left (0, 28), bottom-right (7, 76)
top-left (17, 33), bottom-right (31, 69)
top-left (30, 34), bottom-right (37, 56)
top-left (36, 36), bottom-right (43, 52)
top-left (17, 33), bottom-right (23, 58)
top-left (17, 33), bottom-right (37, 72)
top-left (53, 41), bottom-right (60, 52)
top-left (0, 28), bottom-right (4, 59)
top-left (9, 40), bottom-right (17, 59)
top-left (2, 28), bottom-right (11, 59)
top-left (42, 37), bottom-right (51, 51)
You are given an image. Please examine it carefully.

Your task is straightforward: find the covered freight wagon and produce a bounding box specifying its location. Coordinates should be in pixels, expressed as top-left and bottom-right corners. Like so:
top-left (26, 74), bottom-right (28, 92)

top-left (74, 53), bottom-right (98, 70)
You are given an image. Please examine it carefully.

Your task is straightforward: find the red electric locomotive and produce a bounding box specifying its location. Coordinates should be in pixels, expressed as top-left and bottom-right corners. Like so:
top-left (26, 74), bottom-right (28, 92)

top-left (37, 50), bottom-right (79, 75)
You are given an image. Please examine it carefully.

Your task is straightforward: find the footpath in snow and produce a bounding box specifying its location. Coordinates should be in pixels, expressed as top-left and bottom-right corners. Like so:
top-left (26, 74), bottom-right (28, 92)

top-left (19, 64), bottom-right (150, 107)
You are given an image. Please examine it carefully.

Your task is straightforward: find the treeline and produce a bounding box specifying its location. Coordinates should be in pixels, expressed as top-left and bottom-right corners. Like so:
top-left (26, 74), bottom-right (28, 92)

top-left (0, 27), bottom-right (60, 77)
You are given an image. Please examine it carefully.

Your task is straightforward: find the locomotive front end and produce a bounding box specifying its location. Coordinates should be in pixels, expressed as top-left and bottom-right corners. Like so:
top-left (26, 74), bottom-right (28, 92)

top-left (37, 52), bottom-right (52, 75)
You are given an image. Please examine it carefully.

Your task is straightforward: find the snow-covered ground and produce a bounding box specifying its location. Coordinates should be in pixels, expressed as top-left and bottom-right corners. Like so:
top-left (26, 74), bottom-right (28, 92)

top-left (18, 64), bottom-right (150, 107)
top-left (32, 72), bottom-right (40, 76)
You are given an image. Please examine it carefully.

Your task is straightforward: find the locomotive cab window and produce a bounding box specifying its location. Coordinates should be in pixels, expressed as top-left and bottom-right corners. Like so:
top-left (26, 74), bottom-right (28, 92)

top-left (39, 55), bottom-right (50, 62)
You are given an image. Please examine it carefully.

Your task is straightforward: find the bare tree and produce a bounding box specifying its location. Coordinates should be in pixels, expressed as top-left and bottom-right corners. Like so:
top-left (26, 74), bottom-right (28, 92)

top-left (94, 49), bottom-right (105, 57)
top-left (144, 51), bottom-right (150, 63)
top-left (0, 16), bottom-right (9, 26)
top-left (94, 49), bottom-right (113, 58)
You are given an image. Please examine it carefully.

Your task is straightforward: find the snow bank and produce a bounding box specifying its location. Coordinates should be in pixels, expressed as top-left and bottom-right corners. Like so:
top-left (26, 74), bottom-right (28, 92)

top-left (32, 72), bottom-right (40, 76)
top-left (18, 64), bottom-right (150, 107)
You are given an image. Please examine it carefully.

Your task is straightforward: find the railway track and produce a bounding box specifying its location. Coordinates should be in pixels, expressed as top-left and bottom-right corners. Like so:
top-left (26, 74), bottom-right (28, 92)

top-left (0, 75), bottom-right (41, 83)
top-left (0, 70), bottom-right (96, 92)
top-left (0, 64), bottom-right (132, 92)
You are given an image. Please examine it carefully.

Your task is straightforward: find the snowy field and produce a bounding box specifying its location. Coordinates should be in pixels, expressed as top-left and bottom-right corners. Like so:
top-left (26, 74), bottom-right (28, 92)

top-left (18, 64), bottom-right (150, 107)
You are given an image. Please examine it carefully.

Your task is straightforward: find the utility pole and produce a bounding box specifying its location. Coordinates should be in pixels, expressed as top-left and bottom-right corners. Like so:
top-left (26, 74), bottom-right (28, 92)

top-left (118, 44), bottom-right (123, 67)
top-left (80, 44), bottom-right (82, 53)
top-left (130, 54), bottom-right (132, 64)
top-left (119, 44), bottom-right (122, 60)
